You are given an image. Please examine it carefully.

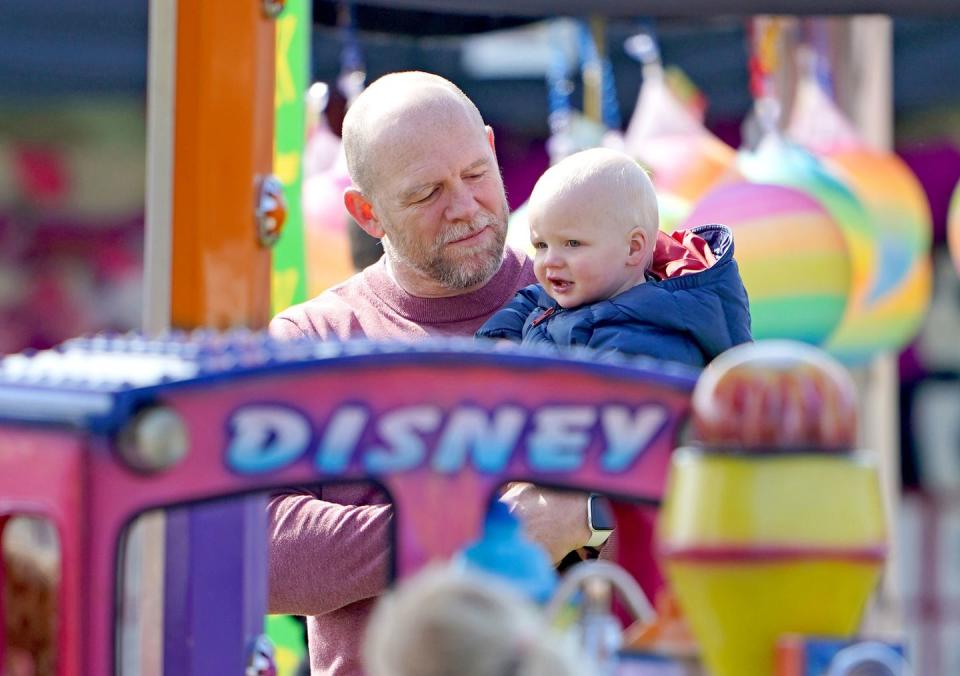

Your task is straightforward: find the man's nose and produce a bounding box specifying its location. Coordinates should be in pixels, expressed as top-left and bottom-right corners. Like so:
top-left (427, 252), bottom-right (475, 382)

top-left (444, 181), bottom-right (480, 223)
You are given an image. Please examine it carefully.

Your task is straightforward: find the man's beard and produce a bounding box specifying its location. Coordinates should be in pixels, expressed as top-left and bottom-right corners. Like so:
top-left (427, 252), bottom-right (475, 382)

top-left (382, 202), bottom-right (509, 290)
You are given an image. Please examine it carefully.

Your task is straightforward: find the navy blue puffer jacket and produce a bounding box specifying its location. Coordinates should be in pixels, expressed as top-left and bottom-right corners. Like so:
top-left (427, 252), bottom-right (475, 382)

top-left (476, 224), bottom-right (752, 368)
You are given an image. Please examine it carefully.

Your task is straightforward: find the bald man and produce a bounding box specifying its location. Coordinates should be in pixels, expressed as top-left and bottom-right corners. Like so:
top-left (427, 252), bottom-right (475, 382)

top-left (271, 71), bottom-right (523, 340)
top-left (268, 73), bottom-right (594, 676)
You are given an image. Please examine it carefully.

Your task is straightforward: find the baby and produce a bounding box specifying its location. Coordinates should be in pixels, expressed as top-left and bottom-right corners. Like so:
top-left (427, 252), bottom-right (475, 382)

top-left (477, 148), bottom-right (751, 367)
top-left (363, 565), bottom-right (591, 676)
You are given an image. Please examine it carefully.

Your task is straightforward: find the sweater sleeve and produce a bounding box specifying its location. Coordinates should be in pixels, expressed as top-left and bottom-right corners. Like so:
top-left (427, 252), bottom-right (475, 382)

top-left (267, 299), bottom-right (387, 616)
top-left (268, 314), bottom-right (308, 340)
top-left (267, 490), bottom-right (392, 615)
top-left (475, 283), bottom-right (541, 342)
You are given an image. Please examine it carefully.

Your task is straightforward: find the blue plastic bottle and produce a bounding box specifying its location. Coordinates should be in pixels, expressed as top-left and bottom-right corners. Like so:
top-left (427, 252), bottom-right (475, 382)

top-left (457, 499), bottom-right (557, 604)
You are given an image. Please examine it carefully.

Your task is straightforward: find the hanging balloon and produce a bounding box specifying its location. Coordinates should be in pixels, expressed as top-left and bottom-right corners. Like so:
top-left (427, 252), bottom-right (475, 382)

top-left (949, 179), bottom-right (960, 277)
top-left (679, 182), bottom-right (852, 345)
top-left (303, 83), bottom-right (343, 178)
top-left (788, 57), bottom-right (933, 363)
top-left (737, 132), bottom-right (877, 357)
top-left (622, 34), bottom-right (738, 211)
top-left (302, 150), bottom-right (355, 296)
top-left (298, 5), bottom-right (369, 297)
top-left (822, 150), bottom-right (930, 254)
top-left (816, 150), bottom-right (932, 363)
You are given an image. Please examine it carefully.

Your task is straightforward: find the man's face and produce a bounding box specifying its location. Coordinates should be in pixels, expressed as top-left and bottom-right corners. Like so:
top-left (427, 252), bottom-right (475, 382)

top-left (371, 107), bottom-right (509, 291)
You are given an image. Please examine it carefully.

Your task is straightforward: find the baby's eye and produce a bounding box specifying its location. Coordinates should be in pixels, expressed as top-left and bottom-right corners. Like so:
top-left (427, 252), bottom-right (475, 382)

top-left (566, 239), bottom-right (581, 248)
top-left (532, 241), bottom-right (547, 250)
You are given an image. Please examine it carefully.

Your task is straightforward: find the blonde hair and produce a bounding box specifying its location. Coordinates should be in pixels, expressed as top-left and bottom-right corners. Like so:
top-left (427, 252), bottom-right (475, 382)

top-left (529, 148), bottom-right (660, 267)
top-left (363, 566), bottom-right (590, 676)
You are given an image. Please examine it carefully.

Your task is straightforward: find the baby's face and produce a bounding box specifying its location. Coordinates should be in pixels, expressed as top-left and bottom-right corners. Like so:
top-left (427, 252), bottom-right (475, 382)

top-left (529, 201), bottom-right (638, 309)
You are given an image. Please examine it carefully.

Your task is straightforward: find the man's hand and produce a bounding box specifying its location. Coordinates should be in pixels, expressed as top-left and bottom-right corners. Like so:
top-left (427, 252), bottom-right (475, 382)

top-left (498, 482), bottom-right (591, 564)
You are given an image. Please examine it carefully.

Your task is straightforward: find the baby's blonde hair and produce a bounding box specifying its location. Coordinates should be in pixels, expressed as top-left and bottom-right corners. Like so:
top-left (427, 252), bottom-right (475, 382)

top-left (363, 566), bottom-right (591, 676)
top-left (529, 147), bottom-right (660, 266)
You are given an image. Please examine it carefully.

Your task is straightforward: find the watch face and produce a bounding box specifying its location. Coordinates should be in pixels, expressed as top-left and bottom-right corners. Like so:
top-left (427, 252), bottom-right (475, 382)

top-left (589, 494), bottom-right (616, 531)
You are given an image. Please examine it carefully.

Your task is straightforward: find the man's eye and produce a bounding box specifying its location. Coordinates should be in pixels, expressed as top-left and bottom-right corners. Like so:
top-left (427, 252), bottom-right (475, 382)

top-left (566, 240), bottom-right (580, 247)
top-left (414, 189), bottom-right (438, 204)
top-left (464, 171), bottom-right (485, 180)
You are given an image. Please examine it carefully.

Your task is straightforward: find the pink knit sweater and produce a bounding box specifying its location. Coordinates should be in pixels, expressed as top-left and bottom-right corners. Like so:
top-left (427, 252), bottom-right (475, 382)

top-left (267, 248), bottom-right (535, 676)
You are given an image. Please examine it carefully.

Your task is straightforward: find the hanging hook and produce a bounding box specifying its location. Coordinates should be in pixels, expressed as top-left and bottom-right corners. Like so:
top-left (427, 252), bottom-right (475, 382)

top-left (624, 23), bottom-right (663, 84)
top-left (546, 20), bottom-right (575, 131)
top-left (337, 2), bottom-right (366, 106)
top-left (261, 0), bottom-right (286, 19)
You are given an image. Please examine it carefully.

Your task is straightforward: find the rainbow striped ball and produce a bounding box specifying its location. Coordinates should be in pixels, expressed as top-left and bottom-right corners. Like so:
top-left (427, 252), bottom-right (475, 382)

top-left (738, 141), bottom-right (873, 302)
top-left (680, 182), bottom-right (852, 346)
top-left (819, 149), bottom-right (933, 363)
top-left (949, 178), bottom-right (960, 277)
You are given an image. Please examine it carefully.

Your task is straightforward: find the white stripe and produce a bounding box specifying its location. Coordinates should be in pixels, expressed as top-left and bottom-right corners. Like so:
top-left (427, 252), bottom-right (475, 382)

top-left (0, 389), bottom-right (114, 424)
top-left (143, 0), bottom-right (178, 335)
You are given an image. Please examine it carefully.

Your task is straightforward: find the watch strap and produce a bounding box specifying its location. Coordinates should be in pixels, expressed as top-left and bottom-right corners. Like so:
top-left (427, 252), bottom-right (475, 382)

top-left (585, 492), bottom-right (613, 548)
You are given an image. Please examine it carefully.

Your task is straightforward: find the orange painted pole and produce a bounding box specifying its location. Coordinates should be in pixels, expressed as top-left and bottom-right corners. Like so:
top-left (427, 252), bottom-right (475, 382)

top-left (170, 0), bottom-right (277, 330)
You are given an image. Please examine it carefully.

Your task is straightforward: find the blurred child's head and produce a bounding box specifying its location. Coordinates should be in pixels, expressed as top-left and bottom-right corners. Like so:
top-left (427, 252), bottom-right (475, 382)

top-left (527, 148), bottom-right (659, 309)
top-left (363, 566), bottom-right (590, 676)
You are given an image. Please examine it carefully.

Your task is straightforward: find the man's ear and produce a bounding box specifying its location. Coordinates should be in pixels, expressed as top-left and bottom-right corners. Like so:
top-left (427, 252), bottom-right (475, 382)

top-left (485, 125), bottom-right (496, 153)
top-left (627, 227), bottom-right (649, 266)
top-left (344, 188), bottom-right (384, 239)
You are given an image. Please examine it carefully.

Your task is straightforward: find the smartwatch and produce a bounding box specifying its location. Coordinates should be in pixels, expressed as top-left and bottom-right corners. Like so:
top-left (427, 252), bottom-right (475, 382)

top-left (585, 493), bottom-right (615, 548)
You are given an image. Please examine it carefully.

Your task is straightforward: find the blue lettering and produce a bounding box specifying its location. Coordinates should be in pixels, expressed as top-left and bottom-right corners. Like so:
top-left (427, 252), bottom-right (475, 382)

top-left (226, 405), bottom-right (311, 474)
top-left (365, 406), bottom-right (441, 474)
top-left (600, 405), bottom-right (668, 471)
top-left (527, 406), bottom-right (596, 472)
top-left (432, 406), bottom-right (527, 474)
top-left (314, 405), bottom-right (369, 474)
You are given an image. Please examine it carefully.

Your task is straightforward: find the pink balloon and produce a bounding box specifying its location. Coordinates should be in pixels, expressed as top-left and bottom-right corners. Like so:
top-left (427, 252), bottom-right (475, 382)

top-left (302, 156), bottom-right (355, 295)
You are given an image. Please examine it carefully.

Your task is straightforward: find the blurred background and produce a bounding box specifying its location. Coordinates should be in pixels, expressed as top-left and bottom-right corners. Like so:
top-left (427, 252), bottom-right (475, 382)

top-left (1, 1), bottom-right (959, 673)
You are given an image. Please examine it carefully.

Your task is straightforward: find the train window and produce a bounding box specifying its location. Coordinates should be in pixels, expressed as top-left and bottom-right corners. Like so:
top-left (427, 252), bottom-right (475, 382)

top-left (2, 515), bottom-right (60, 676)
top-left (115, 481), bottom-right (393, 676)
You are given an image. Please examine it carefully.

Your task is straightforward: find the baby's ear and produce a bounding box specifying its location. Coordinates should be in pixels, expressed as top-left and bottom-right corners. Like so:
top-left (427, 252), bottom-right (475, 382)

top-left (626, 227), bottom-right (649, 266)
